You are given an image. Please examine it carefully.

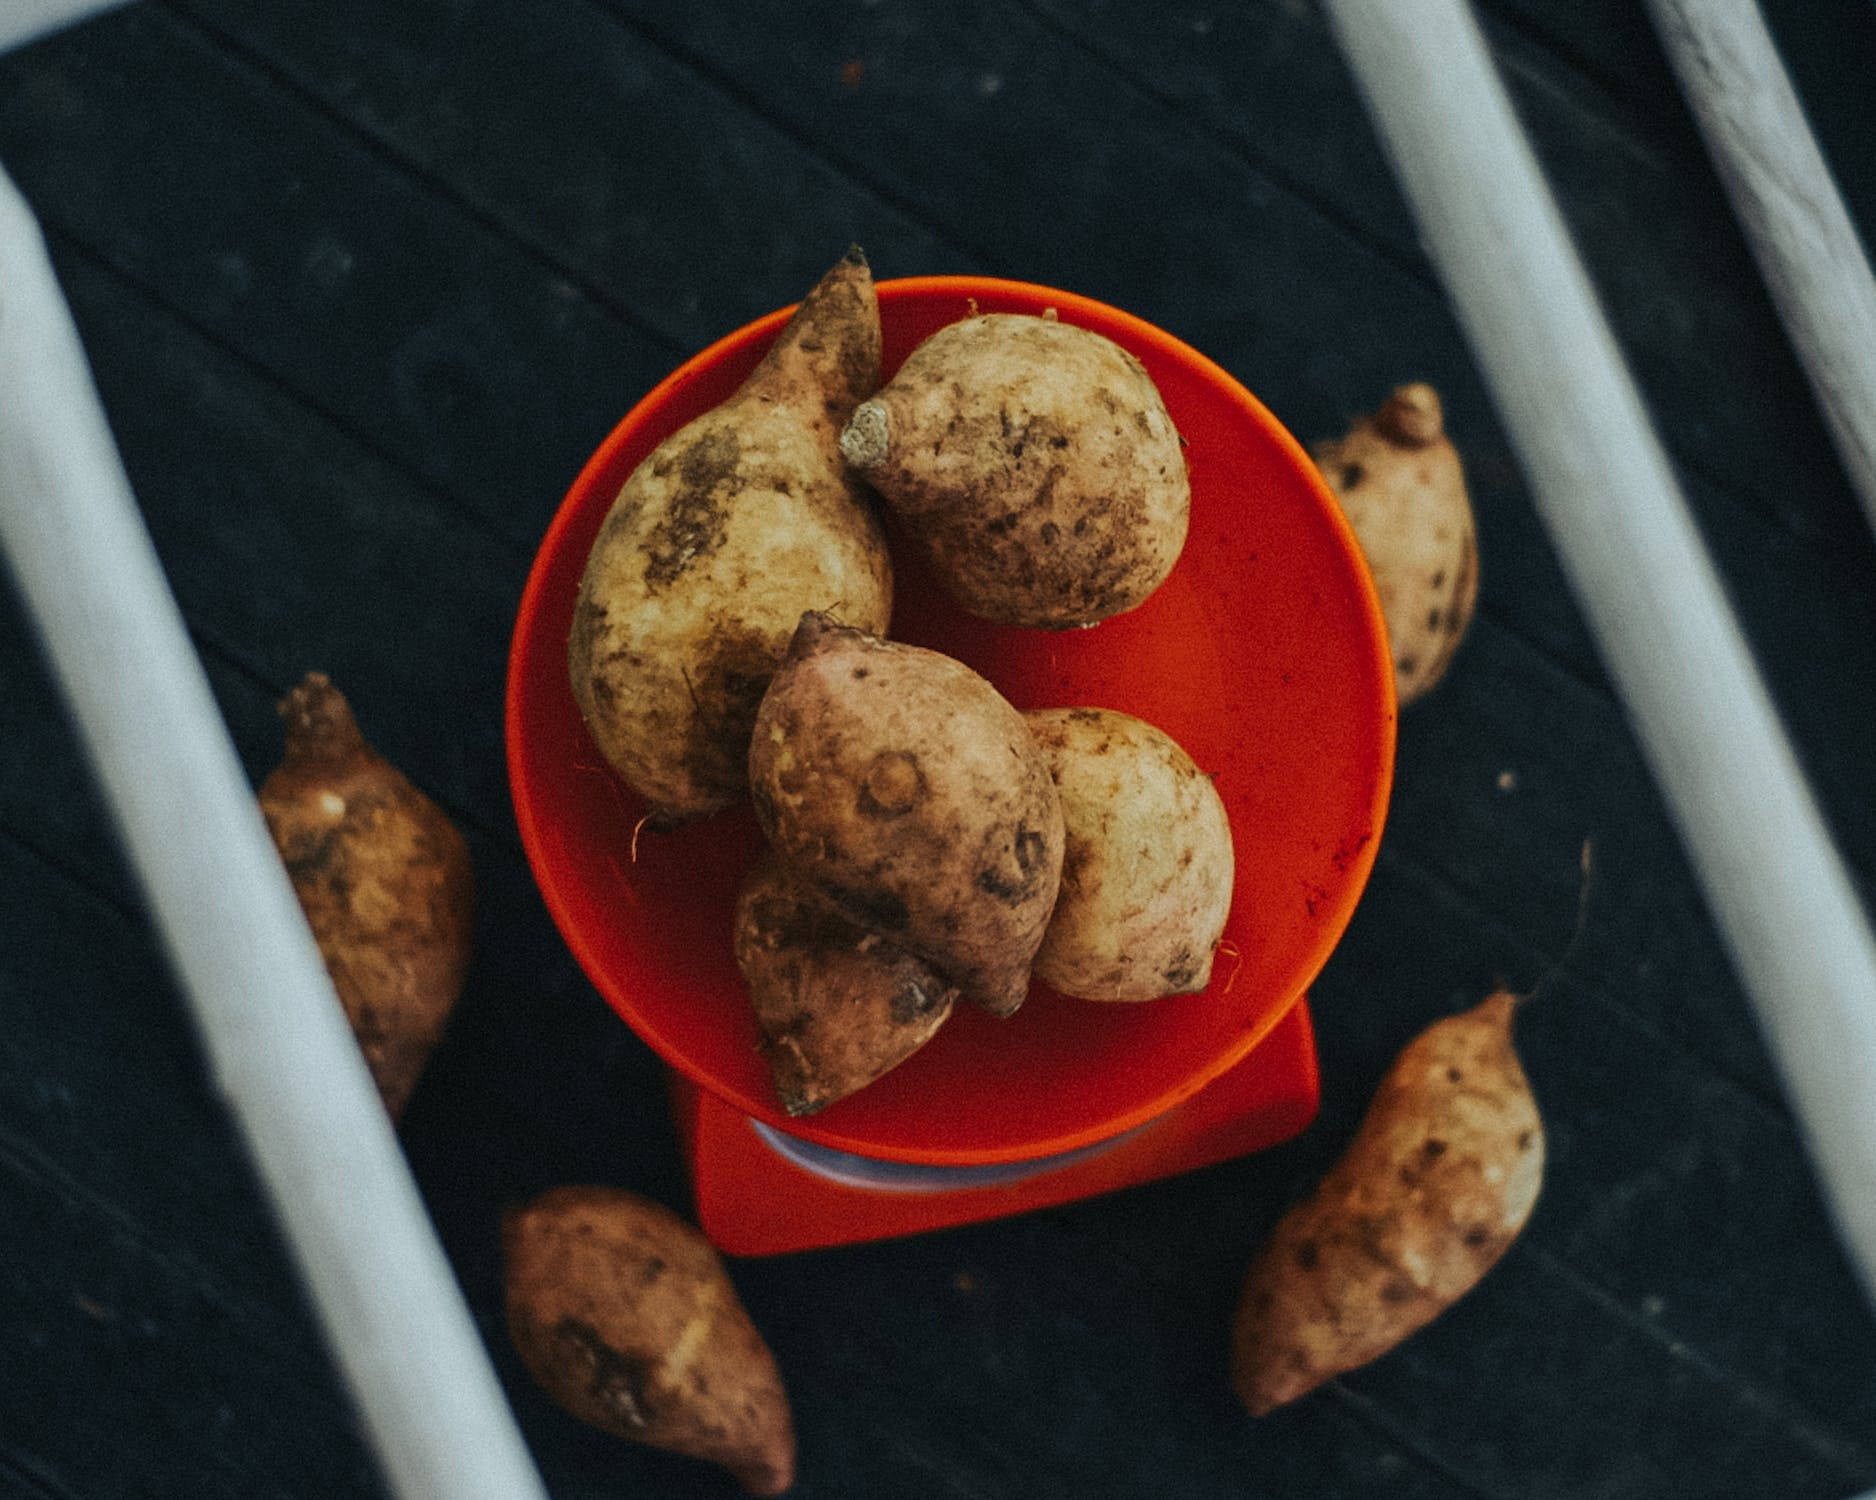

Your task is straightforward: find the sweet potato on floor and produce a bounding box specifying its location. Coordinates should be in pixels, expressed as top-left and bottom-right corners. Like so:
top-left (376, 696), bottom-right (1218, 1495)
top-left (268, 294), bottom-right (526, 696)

top-left (504, 1186), bottom-right (795, 1495)
top-left (258, 673), bottom-right (472, 1121)
top-left (1312, 382), bottom-right (1477, 706)
top-left (1231, 990), bottom-right (1543, 1414)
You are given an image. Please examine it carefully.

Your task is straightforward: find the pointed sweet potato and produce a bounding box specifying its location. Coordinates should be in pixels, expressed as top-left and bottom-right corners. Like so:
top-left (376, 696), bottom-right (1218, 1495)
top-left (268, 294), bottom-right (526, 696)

top-left (1231, 991), bottom-right (1543, 1414)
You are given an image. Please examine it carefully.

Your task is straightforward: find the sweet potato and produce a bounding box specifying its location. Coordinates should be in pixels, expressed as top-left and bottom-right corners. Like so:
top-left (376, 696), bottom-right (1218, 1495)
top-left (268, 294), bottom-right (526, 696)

top-left (1024, 707), bottom-right (1233, 1001)
top-left (504, 1186), bottom-right (795, 1495)
top-left (258, 673), bottom-right (472, 1121)
top-left (1311, 382), bottom-right (1477, 705)
top-left (569, 249), bottom-right (893, 826)
top-left (840, 311), bottom-right (1188, 628)
top-left (747, 611), bottom-right (1064, 1017)
top-left (1230, 991), bottom-right (1543, 1414)
top-left (734, 851), bottom-right (957, 1115)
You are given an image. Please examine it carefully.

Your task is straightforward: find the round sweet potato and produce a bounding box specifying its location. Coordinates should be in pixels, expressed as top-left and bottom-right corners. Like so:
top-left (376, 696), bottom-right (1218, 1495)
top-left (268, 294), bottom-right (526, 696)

top-left (840, 311), bottom-right (1188, 628)
top-left (1024, 707), bottom-right (1233, 1001)
top-left (570, 250), bottom-right (893, 826)
top-left (747, 612), bottom-right (1064, 1017)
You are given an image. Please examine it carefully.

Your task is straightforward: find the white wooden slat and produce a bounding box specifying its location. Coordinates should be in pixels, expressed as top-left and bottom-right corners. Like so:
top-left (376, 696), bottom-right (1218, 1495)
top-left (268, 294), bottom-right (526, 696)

top-left (0, 0), bottom-right (134, 56)
top-left (1321, 0), bottom-right (1876, 1309)
top-left (1645, 0), bottom-right (1876, 540)
top-left (0, 163), bottom-right (550, 1500)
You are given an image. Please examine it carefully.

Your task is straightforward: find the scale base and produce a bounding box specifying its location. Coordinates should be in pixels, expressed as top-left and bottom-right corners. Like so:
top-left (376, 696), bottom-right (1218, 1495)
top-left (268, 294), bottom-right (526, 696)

top-left (671, 999), bottom-right (1320, 1257)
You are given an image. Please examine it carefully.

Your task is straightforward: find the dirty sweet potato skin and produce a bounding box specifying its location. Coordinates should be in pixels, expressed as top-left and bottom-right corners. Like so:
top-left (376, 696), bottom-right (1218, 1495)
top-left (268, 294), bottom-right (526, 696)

top-left (747, 612), bottom-right (1065, 1018)
top-left (1312, 382), bottom-right (1477, 706)
top-left (569, 251), bottom-right (892, 826)
top-left (503, 1186), bottom-right (796, 1496)
top-left (841, 312), bottom-right (1188, 628)
top-left (1024, 707), bottom-right (1233, 1002)
top-left (1230, 991), bottom-right (1543, 1415)
top-left (734, 851), bottom-right (957, 1115)
top-left (258, 673), bottom-right (473, 1121)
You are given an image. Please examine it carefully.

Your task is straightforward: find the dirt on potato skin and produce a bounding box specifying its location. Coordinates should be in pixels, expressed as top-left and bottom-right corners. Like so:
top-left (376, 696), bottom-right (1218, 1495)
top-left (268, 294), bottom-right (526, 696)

top-left (1311, 382), bottom-right (1477, 705)
top-left (734, 853), bottom-right (957, 1115)
top-left (258, 673), bottom-right (473, 1121)
top-left (748, 613), bottom-right (1064, 1017)
top-left (843, 314), bottom-right (1189, 628)
top-left (567, 254), bottom-right (893, 826)
top-left (1024, 705), bottom-right (1233, 1003)
top-left (503, 1186), bottom-right (796, 1497)
top-left (1230, 991), bottom-right (1543, 1416)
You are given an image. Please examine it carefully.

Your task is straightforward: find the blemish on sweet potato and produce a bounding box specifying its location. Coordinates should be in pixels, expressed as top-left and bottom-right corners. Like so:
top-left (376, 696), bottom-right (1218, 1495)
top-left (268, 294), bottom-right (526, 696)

top-left (1231, 991), bottom-right (1543, 1415)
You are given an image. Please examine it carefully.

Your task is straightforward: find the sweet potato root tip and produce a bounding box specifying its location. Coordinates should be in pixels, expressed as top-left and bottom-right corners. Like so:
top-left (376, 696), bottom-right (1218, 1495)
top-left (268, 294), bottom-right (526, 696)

top-left (276, 670), bottom-right (366, 764)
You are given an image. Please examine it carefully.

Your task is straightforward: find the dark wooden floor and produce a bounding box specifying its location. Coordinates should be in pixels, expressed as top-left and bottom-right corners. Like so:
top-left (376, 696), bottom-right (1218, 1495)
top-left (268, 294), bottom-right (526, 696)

top-left (4, 2), bottom-right (1876, 1496)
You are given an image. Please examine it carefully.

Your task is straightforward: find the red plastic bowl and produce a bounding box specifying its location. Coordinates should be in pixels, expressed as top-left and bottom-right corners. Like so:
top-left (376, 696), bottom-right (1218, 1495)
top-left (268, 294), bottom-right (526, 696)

top-left (507, 276), bottom-right (1393, 1166)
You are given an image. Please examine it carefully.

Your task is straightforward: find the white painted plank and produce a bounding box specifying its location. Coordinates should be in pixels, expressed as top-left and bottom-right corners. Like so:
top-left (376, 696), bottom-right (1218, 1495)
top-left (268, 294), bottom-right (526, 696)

top-left (0, 163), bottom-right (550, 1500)
top-left (1646, 0), bottom-right (1876, 539)
top-left (1322, 0), bottom-right (1876, 1308)
top-left (0, 0), bottom-right (135, 56)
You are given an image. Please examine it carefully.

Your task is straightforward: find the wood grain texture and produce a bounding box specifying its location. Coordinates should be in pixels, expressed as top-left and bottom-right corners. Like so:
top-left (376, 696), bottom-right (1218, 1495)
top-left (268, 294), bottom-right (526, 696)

top-left (0, 158), bottom-right (547, 1500)
top-left (2, 2), bottom-right (1874, 1496)
top-left (1643, 0), bottom-right (1876, 532)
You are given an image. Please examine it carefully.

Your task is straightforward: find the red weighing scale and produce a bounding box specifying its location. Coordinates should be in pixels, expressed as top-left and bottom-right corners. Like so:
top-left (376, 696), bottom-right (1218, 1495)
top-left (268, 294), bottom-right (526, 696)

top-left (506, 277), bottom-right (1394, 1257)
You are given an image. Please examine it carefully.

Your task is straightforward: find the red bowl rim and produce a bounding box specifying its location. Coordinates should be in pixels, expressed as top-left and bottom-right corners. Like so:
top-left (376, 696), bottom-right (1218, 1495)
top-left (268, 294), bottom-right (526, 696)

top-left (506, 274), bottom-right (1394, 1164)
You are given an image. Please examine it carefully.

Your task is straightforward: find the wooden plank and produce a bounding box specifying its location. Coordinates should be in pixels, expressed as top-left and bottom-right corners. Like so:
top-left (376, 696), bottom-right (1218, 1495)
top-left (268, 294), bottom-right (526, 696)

top-left (0, 1146), bottom-right (376, 1500)
top-left (0, 844), bottom-right (382, 1498)
top-left (0, 5), bottom-right (662, 551)
top-left (1310, 851), bottom-right (1876, 1444)
top-left (29, 237), bottom-right (526, 819)
top-left (1027, 0), bottom-right (1874, 556)
top-left (164, 0), bottom-right (963, 340)
top-left (3, 5), bottom-right (1873, 1492)
top-left (1643, 0), bottom-right (1876, 535)
top-left (1485, 0), bottom-right (1876, 237)
top-left (0, 0), bottom-right (959, 539)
